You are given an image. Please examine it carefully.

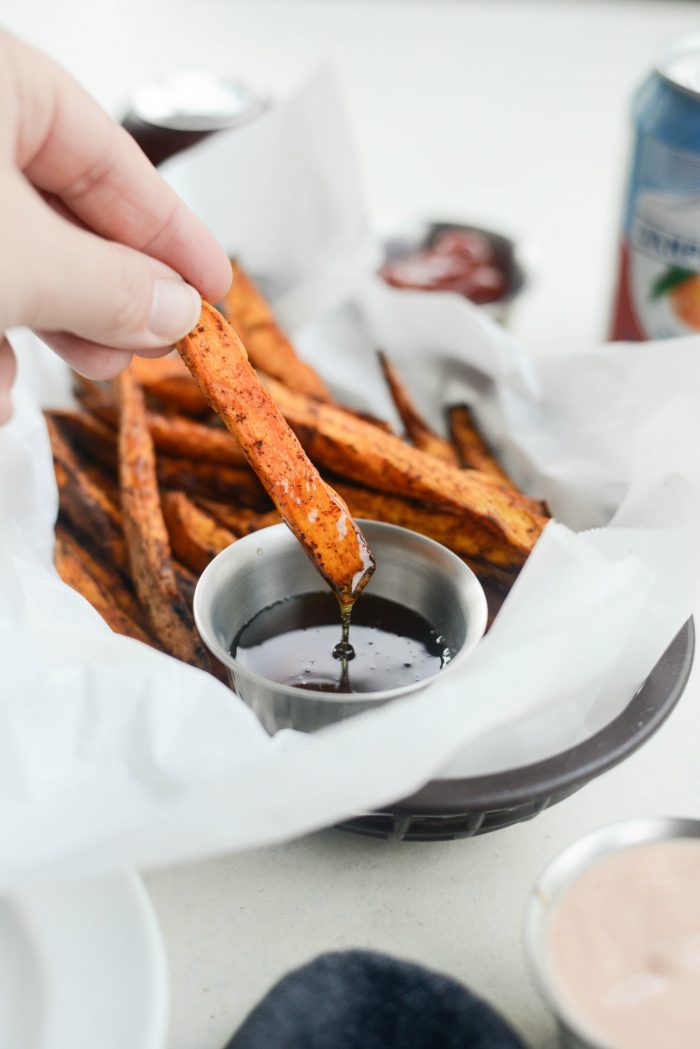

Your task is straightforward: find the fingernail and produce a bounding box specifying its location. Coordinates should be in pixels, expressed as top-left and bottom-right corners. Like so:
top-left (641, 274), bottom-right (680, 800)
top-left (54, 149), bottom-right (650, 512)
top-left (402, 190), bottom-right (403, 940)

top-left (149, 280), bottom-right (201, 340)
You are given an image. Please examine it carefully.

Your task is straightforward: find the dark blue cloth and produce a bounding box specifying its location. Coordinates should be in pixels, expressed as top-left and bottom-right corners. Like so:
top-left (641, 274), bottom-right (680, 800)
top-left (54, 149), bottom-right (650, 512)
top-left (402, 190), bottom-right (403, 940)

top-left (226, 949), bottom-right (526, 1049)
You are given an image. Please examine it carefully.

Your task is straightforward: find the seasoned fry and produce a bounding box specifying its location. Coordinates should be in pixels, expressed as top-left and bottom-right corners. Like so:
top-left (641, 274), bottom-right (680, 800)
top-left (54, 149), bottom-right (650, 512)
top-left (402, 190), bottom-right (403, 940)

top-left (331, 482), bottom-right (523, 580)
top-left (117, 369), bottom-right (207, 666)
top-left (72, 376), bottom-right (116, 422)
top-left (223, 261), bottom-right (332, 401)
top-left (262, 377), bottom-right (547, 558)
top-left (74, 379), bottom-right (249, 467)
top-left (157, 456), bottom-right (269, 509)
top-left (177, 303), bottom-right (375, 605)
top-left (253, 370), bottom-right (395, 436)
top-left (77, 356), bottom-right (210, 416)
top-left (46, 414), bottom-right (128, 571)
top-left (147, 412), bottom-right (246, 465)
top-left (131, 354), bottom-right (210, 415)
top-left (57, 518), bottom-right (155, 632)
top-left (448, 403), bottom-right (515, 486)
top-left (194, 497), bottom-right (282, 536)
top-left (54, 525), bottom-right (157, 647)
top-left (47, 408), bottom-right (118, 473)
top-left (162, 491), bottom-right (237, 573)
top-left (346, 408), bottom-right (394, 435)
top-left (174, 560), bottom-right (196, 609)
top-left (377, 350), bottom-right (459, 464)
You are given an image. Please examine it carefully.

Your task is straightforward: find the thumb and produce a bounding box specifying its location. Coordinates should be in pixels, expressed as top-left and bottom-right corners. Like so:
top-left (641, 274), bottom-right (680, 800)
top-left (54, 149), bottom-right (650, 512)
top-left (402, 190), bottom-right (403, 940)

top-left (7, 178), bottom-right (202, 350)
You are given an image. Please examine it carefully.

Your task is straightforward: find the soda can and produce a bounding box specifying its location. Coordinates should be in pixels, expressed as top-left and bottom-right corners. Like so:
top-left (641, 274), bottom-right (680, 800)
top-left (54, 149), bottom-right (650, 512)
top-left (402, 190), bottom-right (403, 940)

top-left (610, 33), bottom-right (700, 340)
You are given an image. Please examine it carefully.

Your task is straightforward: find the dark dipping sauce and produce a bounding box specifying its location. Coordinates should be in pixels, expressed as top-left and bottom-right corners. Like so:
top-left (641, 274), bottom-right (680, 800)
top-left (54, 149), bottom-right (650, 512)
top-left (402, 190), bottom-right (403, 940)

top-left (231, 592), bottom-right (451, 694)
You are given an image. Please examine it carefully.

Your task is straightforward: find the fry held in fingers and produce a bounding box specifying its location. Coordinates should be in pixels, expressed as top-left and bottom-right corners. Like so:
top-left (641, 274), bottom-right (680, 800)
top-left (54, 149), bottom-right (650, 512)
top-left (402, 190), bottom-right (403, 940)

top-left (177, 302), bottom-right (375, 606)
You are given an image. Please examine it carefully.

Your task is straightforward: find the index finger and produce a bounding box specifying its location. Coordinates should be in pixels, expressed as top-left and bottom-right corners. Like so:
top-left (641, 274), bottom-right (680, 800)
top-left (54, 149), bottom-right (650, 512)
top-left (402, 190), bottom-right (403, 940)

top-left (6, 31), bottom-right (232, 303)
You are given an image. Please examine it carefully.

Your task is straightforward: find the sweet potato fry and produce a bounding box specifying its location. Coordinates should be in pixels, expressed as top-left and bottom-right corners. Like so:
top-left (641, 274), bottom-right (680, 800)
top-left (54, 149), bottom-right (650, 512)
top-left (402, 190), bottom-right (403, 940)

top-left (147, 412), bottom-right (246, 465)
top-left (448, 403), bottom-right (515, 486)
top-left (72, 377), bottom-right (116, 421)
top-left (162, 491), bottom-right (236, 574)
top-left (157, 456), bottom-right (269, 509)
top-left (130, 354), bottom-right (210, 415)
top-left (46, 414), bottom-right (128, 571)
top-left (117, 369), bottom-right (208, 666)
top-left (261, 377), bottom-right (547, 558)
top-left (177, 303), bottom-right (375, 605)
top-left (253, 370), bottom-right (394, 436)
top-left (223, 261), bottom-right (332, 401)
top-left (74, 379), bottom-right (249, 467)
top-left (47, 408), bottom-right (118, 473)
top-left (54, 525), bottom-right (157, 647)
top-left (194, 497), bottom-right (282, 536)
top-left (377, 350), bottom-right (459, 464)
top-left (76, 360), bottom-right (210, 418)
top-left (331, 482), bottom-right (524, 581)
top-left (174, 560), bottom-right (196, 608)
top-left (346, 408), bottom-right (394, 435)
top-left (57, 517), bottom-right (155, 632)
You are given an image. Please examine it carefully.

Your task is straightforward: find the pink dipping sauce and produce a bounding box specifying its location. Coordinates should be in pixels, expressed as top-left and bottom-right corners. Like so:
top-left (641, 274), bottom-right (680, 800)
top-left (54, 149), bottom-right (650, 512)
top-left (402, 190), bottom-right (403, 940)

top-left (548, 839), bottom-right (700, 1049)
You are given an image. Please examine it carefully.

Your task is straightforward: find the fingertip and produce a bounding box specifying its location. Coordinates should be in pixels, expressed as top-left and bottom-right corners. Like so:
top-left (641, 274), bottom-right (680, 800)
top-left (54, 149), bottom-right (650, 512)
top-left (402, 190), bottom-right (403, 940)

top-left (205, 253), bottom-right (234, 305)
top-left (132, 344), bottom-right (178, 360)
top-left (149, 279), bottom-right (201, 341)
top-left (74, 349), bottom-right (133, 381)
top-left (38, 331), bottom-right (134, 380)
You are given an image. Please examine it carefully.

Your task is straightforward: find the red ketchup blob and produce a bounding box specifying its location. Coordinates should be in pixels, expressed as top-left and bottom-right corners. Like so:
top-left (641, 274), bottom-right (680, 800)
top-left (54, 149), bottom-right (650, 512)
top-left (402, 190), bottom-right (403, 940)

top-left (381, 229), bottom-right (508, 305)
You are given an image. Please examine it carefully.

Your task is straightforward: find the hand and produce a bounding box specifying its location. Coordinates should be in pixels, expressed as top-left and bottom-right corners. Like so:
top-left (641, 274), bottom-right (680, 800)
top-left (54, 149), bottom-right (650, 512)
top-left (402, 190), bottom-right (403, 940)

top-left (0, 29), bottom-right (232, 424)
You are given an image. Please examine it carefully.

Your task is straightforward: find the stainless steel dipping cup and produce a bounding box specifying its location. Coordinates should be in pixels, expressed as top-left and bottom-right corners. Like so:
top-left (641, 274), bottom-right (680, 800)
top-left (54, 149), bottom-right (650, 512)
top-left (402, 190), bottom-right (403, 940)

top-left (194, 520), bottom-right (488, 734)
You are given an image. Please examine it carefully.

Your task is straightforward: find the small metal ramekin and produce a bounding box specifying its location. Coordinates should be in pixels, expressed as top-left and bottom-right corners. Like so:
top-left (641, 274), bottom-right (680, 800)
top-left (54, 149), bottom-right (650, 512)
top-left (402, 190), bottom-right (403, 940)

top-left (194, 520), bottom-right (488, 734)
top-left (524, 816), bottom-right (700, 1049)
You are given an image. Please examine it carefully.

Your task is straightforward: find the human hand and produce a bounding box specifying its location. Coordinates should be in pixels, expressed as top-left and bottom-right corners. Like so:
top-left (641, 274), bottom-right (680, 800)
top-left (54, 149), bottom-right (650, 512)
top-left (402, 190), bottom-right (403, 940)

top-left (0, 29), bottom-right (232, 423)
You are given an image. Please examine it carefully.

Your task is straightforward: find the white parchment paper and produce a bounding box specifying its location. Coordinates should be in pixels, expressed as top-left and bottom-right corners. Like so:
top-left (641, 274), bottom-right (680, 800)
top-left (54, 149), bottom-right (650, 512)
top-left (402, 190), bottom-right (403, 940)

top-left (1, 69), bottom-right (698, 890)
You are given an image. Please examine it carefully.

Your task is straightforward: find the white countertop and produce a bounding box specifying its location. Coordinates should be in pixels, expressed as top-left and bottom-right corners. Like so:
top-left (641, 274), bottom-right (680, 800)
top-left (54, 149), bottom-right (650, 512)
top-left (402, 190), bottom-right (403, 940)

top-left (4, 1), bottom-right (700, 1046)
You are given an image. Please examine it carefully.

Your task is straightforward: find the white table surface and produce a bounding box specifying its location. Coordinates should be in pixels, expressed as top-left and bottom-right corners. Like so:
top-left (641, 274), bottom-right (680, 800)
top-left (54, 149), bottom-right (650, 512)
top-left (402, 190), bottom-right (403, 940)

top-left (4, 1), bottom-right (700, 1046)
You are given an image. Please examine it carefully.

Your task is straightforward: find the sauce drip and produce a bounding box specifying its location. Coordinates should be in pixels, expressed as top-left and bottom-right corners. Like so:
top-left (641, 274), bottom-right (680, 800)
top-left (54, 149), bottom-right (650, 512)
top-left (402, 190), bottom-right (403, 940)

top-left (231, 592), bottom-right (451, 694)
top-left (333, 603), bottom-right (355, 691)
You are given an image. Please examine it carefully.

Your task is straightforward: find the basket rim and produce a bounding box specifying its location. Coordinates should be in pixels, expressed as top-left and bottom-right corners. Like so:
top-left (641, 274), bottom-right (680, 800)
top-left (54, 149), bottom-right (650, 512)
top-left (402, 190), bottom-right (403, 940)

top-left (390, 618), bottom-right (695, 817)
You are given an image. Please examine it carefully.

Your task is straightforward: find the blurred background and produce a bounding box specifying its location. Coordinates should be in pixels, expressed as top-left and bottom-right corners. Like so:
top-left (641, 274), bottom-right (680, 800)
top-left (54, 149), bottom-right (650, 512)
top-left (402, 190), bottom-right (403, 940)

top-left (3, 0), bottom-right (700, 351)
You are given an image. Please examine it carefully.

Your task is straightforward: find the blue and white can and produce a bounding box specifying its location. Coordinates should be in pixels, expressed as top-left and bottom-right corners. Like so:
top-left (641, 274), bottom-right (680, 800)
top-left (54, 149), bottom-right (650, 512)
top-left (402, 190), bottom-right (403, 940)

top-left (611, 33), bottom-right (700, 340)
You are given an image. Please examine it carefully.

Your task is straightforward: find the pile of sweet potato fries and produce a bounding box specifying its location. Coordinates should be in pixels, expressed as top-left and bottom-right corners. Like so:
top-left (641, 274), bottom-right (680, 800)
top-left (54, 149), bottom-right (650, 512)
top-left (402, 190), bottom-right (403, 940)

top-left (48, 261), bottom-right (549, 672)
